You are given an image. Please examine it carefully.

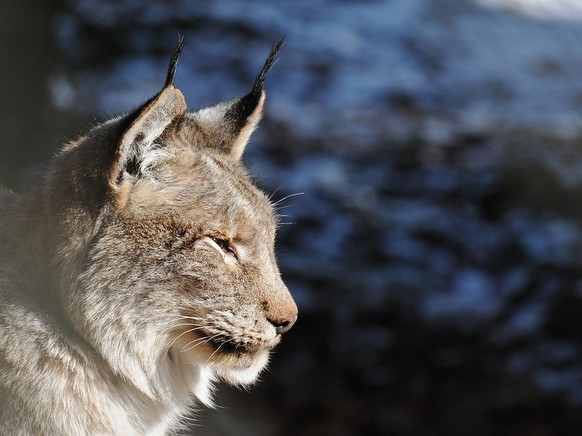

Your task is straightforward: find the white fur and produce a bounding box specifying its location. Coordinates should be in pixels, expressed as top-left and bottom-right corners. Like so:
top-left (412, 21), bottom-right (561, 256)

top-left (0, 71), bottom-right (296, 435)
top-left (0, 292), bottom-right (218, 435)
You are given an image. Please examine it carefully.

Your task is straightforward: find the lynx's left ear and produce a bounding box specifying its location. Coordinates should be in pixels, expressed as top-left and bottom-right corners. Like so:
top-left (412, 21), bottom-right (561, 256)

top-left (186, 38), bottom-right (283, 161)
top-left (111, 37), bottom-right (187, 185)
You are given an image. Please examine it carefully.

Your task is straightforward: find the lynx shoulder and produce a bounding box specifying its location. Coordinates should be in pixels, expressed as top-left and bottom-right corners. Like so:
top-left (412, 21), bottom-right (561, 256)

top-left (0, 38), bottom-right (297, 435)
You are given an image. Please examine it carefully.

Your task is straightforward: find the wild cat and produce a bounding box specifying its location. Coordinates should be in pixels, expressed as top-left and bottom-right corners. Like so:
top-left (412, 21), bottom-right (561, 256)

top-left (0, 38), bottom-right (297, 435)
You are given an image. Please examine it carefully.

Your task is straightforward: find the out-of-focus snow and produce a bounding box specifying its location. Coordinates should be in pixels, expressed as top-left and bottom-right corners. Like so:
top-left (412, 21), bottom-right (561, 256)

top-left (477, 0), bottom-right (582, 20)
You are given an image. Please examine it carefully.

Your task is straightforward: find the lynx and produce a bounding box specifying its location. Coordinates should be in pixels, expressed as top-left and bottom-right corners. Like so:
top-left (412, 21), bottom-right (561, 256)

top-left (0, 38), bottom-right (298, 435)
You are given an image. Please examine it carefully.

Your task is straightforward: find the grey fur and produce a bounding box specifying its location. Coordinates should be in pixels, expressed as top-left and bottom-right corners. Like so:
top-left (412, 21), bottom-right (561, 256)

top-left (0, 42), bottom-right (297, 435)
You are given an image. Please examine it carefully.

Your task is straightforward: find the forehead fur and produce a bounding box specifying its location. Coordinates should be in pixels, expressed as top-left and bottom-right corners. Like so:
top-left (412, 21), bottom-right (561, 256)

top-left (124, 132), bottom-right (278, 236)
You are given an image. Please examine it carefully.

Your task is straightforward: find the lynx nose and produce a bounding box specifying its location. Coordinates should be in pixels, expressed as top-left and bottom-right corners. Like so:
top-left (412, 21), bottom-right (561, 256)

top-left (269, 312), bottom-right (297, 335)
top-left (262, 281), bottom-right (298, 335)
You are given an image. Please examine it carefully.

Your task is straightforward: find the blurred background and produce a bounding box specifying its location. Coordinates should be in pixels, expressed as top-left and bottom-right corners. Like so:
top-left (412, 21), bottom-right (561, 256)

top-left (3, 0), bottom-right (582, 434)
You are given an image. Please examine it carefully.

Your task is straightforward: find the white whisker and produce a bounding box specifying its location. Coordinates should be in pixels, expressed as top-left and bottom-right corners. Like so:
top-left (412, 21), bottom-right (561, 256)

top-left (206, 336), bottom-right (239, 363)
top-left (267, 185), bottom-right (286, 202)
top-left (180, 332), bottom-right (224, 354)
top-left (164, 326), bottom-right (206, 359)
top-left (274, 204), bottom-right (296, 211)
top-left (271, 192), bottom-right (305, 207)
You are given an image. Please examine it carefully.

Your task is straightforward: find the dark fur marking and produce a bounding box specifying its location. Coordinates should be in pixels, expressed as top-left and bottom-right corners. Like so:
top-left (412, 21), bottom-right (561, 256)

top-left (228, 38), bottom-right (285, 131)
top-left (252, 37), bottom-right (284, 98)
top-left (165, 34), bottom-right (185, 88)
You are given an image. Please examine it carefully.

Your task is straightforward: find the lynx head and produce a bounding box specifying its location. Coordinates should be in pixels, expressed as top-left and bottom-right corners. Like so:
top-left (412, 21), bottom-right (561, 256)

top-left (46, 38), bottom-right (297, 405)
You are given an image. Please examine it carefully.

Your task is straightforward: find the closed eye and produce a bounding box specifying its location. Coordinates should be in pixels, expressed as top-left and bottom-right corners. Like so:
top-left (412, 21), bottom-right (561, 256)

top-left (210, 237), bottom-right (239, 261)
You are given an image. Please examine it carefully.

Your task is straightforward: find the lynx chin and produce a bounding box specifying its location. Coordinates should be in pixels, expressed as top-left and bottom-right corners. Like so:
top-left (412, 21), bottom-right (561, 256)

top-left (0, 38), bottom-right (298, 435)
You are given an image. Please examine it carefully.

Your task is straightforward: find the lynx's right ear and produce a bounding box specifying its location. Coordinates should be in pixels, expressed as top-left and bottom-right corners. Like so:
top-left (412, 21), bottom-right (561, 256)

top-left (110, 37), bottom-right (187, 187)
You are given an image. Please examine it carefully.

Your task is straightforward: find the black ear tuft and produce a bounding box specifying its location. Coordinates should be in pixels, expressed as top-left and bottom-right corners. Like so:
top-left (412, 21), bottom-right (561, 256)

top-left (165, 35), bottom-right (185, 88)
top-left (227, 38), bottom-right (284, 132)
top-left (251, 37), bottom-right (284, 98)
top-left (184, 38), bottom-right (284, 161)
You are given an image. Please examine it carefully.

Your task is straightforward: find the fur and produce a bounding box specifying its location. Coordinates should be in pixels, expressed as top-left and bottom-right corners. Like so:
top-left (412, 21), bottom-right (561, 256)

top-left (0, 39), bottom-right (297, 435)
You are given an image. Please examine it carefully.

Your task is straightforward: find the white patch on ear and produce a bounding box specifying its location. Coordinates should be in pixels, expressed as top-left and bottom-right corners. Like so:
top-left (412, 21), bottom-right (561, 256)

top-left (230, 91), bottom-right (265, 161)
top-left (128, 141), bottom-right (171, 177)
top-left (140, 148), bottom-right (171, 175)
top-left (192, 102), bottom-right (231, 131)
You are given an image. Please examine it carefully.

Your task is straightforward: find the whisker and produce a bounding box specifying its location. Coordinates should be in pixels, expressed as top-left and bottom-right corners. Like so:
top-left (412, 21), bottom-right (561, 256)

top-left (178, 337), bottom-right (211, 354)
top-left (271, 192), bottom-right (305, 207)
top-left (180, 333), bottom-right (224, 354)
top-left (274, 203), bottom-right (297, 211)
top-left (206, 336), bottom-right (238, 362)
top-left (164, 326), bottom-right (207, 359)
top-left (164, 320), bottom-right (209, 351)
top-left (267, 185), bottom-right (286, 202)
top-left (179, 315), bottom-right (205, 322)
top-left (170, 323), bottom-right (205, 329)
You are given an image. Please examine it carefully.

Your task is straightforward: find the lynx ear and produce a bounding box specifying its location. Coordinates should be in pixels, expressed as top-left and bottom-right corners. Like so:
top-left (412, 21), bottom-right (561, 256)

top-left (187, 38), bottom-right (283, 161)
top-left (112, 37), bottom-right (187, 185)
